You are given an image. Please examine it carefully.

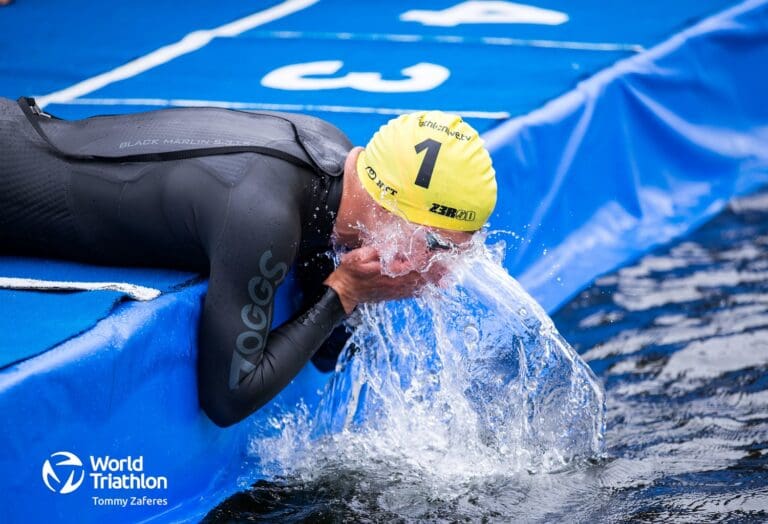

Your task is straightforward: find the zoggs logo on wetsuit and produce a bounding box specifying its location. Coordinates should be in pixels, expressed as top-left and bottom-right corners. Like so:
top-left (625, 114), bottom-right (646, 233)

top-left (230, 250), bottom-right (289, 390)
top-left (41, 451), bottom-right (169, 507)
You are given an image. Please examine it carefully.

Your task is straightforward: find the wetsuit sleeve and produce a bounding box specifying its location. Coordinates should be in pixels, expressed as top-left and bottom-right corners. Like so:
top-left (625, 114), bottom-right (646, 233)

top-left (196, 165), bottom-right (346, 428)
top-left (294, 249), bottom-right (354, 372)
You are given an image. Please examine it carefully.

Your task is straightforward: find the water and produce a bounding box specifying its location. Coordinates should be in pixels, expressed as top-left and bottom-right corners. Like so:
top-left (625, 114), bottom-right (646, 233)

top-left (300, 241), bottom-right (605, 466)
top-left (550, 188), bottom-right (768, 521)
top-left (204, 188), bottom-right (768, 522)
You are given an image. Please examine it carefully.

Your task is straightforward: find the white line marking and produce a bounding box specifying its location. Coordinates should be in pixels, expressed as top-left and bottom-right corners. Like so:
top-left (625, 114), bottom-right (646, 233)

top-left (54, 97), bottom-right (513, 120)
top-left (35, 0), bottom-right (319, 109)
top-left (245, 30), bottom-right (645, 53)
top-left (0, 277), bottom-right (161, 301)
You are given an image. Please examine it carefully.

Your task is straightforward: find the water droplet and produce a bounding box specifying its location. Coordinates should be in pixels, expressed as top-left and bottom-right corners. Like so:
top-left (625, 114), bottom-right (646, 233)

top-left (463, 323), bottom-right (480, 350)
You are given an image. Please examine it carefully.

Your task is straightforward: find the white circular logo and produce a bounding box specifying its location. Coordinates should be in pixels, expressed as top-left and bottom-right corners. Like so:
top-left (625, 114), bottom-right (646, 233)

top-left (42, 451), bottom-right (85, 494)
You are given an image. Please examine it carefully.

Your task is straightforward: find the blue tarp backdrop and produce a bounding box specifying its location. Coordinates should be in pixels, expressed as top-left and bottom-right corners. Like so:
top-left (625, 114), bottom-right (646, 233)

top-left (487, 0), bottom-right (768, 311)
top-left (1, 0), bottom-right (767, 522)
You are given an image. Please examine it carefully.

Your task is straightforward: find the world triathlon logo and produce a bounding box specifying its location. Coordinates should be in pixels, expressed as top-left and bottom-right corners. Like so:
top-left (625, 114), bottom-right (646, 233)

top-left (42, 451), bottom-right (85, 494)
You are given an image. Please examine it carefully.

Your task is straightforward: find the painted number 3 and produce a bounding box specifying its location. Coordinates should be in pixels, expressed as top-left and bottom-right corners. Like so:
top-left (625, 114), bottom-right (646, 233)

top-left (414, 139), bottom-right (442, 189)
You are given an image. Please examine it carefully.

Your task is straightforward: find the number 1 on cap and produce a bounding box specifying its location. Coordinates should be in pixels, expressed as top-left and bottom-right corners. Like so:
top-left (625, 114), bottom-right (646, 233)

top-left (414, 138), bottom-right (442, 189)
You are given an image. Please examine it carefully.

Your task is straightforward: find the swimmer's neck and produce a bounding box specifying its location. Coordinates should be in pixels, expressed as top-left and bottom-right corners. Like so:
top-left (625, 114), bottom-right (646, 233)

top-left (332, 147), bottom-right (372, 249)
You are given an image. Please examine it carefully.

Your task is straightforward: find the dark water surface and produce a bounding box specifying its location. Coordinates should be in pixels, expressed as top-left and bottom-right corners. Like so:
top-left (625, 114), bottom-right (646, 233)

top-left (204, 188), bottom-right (768, 523)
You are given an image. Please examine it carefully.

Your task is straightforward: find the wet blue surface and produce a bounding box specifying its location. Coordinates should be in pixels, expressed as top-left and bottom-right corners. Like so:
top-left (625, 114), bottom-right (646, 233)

top-left (0, 0), bottom-right (736, 145)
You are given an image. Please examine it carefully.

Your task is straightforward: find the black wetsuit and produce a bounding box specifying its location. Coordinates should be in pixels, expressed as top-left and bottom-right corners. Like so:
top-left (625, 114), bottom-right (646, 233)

top-left (0, 97), bottom-right (351, 427)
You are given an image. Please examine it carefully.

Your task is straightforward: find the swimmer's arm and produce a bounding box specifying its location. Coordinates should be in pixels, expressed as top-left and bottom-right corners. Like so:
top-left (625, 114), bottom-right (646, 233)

top-left (197, 287), bottom-right (347, 428)
top-left (196, 212), bottom-right (347, 428)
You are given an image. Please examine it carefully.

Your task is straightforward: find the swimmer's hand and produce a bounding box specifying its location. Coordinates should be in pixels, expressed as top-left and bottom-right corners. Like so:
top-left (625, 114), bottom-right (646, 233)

top-left (324, 246), bottom-right (440, 314)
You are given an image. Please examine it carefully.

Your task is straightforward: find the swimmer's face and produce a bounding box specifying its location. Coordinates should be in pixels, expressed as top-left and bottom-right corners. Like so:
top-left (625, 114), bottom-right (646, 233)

top-left (363, 204), bottom-right (473, 281)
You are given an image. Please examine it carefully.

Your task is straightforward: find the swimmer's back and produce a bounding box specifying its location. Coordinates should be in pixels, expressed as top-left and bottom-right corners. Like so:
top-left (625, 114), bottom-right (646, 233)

top-left (0, 98), bottom-right (311, 273)
top-left (0, 97), bottom-right (84, 259)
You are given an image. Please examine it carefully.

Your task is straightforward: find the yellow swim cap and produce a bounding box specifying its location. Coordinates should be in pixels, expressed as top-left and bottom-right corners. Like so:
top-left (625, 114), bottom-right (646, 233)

top-left (356, 111), bottom-right (497, 232)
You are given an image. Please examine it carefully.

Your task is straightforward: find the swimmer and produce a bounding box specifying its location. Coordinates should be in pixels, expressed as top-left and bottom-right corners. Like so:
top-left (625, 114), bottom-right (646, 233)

top-left (0, 98), bottom-right (496, 427)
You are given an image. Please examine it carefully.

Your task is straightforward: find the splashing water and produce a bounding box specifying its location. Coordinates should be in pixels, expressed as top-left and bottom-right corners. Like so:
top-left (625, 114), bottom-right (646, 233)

top-left (249, 235), bottom-right (605, 514)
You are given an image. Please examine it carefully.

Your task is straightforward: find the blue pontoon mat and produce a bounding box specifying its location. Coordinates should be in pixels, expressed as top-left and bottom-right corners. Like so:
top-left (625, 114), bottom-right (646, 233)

top-left (0, 257), bottom-right (199, 368)
top-left (1, 0), bottom-right (735, 143)
top-left (1, 0), bottom-right (767, 522)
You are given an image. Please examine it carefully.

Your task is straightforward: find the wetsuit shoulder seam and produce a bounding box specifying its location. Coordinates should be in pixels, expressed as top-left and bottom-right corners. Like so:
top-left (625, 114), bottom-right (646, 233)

top-left (210, 185), bottom-right (234, 256)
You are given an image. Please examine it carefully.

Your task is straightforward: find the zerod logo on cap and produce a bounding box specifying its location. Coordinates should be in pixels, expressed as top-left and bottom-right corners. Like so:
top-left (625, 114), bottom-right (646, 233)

top-left (429, 202), bottom-right (477, 222)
